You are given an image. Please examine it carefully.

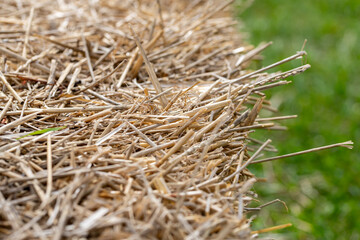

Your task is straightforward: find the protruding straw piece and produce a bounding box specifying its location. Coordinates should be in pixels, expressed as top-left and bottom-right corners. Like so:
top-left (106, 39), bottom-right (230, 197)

top-left (251, 141), bottom-right (354, 164)
top-left (130, 27), bottom-right (168, 108)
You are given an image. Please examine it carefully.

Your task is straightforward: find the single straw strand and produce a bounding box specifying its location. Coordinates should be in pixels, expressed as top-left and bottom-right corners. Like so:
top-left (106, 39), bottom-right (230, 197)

top-left (251, 141), bottom-right (353, 164)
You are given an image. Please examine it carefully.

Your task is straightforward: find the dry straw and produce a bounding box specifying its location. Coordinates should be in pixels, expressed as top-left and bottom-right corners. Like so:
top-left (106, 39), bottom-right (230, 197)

top-left (0, 0), bottom-right (352, 239)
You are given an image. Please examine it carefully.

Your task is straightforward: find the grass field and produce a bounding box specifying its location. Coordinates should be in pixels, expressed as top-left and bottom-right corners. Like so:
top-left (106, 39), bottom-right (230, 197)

top-left (236, 0), bottom-right (360, 239)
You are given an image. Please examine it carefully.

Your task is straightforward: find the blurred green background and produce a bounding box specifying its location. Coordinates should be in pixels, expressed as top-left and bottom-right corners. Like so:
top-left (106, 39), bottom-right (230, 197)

top-left (235, 0), bottom-right (360, 239)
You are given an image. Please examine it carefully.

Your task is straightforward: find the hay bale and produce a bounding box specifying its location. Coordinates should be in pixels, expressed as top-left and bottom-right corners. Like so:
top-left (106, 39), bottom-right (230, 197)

top-left (0, 0), bottom-right (352, 239)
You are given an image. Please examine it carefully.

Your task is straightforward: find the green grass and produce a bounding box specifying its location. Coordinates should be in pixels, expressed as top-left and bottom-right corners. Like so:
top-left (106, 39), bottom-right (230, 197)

top-left (235, 0), bottom-right (360, 239)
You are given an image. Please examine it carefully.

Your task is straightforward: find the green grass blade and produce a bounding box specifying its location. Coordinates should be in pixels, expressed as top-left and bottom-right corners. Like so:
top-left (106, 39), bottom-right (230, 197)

top-left (16, 126), bottom-right (67, 140)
